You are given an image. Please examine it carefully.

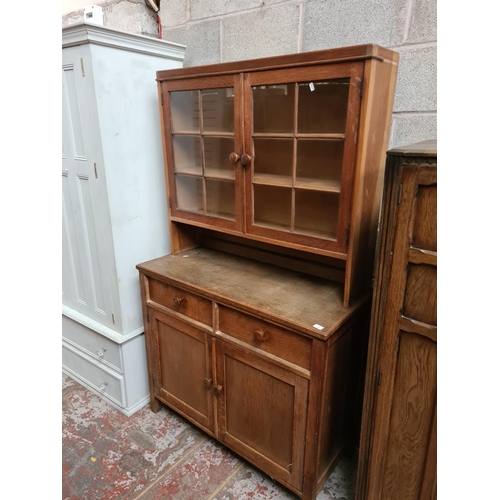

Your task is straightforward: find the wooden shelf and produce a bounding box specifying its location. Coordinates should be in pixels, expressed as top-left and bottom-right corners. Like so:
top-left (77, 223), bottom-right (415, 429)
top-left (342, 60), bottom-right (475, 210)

top-left (174, 170), bottom-right (203, 178)
top-left (173, 131), bottom-right (234, 137)
top-left (205, 169), bottom-right (235, 181)
top-left (252, 175), bottom-right (341, 193)
top-left (295, 178), bottom-right (341, 193)
top-left (253, 173), bottom-right (292, 187)
top-left (252, 133), bottom-right (345, 139)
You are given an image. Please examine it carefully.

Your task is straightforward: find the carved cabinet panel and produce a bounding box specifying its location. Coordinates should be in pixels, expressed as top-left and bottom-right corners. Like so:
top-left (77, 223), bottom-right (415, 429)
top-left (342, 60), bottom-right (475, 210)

top-left (356, 141), bottom-right (437, 500)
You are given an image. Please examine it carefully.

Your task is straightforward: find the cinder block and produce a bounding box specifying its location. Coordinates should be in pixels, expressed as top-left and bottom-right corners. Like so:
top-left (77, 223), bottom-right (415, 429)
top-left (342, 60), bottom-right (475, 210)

top-left (162, 20), bottom-right (221, 67)
top-left (303, 0), bottom-right (408, 50)
top-left (393, 46), bottom-right (437, 112)
top-left (389, 114), bottom-right (437, 149)
top-left (159, 0), bottom-right (188, 28)
top-left (62, 11), bottom-right (83, 27)
top-left (103, 1), bottom-right (158, 36)
top-left (222, 3), bottom-right (300, 62)
top-left (191, 0), bottom-right (261, 20)
top-left (407, 0), bottom-right (437, 43)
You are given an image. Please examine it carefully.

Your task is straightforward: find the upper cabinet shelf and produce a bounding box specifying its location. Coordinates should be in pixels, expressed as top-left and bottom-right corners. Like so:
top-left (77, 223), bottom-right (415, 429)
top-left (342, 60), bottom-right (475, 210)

top-left (157, 46), bottom-right (399, 306)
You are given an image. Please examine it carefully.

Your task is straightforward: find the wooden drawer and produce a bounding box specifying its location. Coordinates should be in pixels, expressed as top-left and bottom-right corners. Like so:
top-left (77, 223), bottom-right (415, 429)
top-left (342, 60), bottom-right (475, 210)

top-left (62, 342), bottom-right (125, 406)
top-left (218, 306), bottom-right (312, 370)
top-left (148, 278), bottom-right (212, 326)
top-left (62, 315), bottom-right (122, 372)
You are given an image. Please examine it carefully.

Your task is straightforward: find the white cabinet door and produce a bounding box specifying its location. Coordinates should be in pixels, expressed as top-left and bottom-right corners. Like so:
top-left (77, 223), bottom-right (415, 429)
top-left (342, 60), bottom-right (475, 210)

top-left (62, 45), bottom-right (115, 329)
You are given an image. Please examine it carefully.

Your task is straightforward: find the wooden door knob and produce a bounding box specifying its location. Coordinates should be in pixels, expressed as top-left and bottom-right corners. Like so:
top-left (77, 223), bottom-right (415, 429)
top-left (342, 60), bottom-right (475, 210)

top-left (212, 385), bottom-right (223, 396)
top-left (229, 152), bottom-right (240, 164)
top-left (240, 153), bottom-right (252, 166)
top-left (203, 378), bottom-right (212, 389)
top-left (172, 296), bottom-right (185, 307)
top-left (253, 330), bottom-right (268, 342)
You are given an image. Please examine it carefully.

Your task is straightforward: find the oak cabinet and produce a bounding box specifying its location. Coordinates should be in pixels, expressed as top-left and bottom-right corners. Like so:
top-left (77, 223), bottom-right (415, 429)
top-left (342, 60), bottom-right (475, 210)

top-left (355, 141), bottom-right (437, 500)
top-left (138, 45), bottom-right (398, 499)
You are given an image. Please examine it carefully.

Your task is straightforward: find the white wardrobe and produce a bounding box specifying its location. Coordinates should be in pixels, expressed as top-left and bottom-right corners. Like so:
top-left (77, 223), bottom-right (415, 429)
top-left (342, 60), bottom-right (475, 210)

top-left (62, 23), bottom-right (185, 415)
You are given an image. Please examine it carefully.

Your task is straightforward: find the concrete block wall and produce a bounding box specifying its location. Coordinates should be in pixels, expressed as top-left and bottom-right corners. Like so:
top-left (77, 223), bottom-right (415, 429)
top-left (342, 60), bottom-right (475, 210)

top-left (62, 0), bottom-right (437, 148)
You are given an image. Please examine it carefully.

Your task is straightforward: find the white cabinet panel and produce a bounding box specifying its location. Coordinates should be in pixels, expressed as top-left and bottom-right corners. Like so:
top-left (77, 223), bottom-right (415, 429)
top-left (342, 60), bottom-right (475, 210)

top-left (62, 47), bottom-right (115, 328)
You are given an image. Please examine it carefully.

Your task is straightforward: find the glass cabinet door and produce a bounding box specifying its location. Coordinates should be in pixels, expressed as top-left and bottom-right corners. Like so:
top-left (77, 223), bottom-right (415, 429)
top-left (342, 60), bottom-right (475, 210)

top-left (162, 75), bottom-right (243, 231)
top-left (244, 63), bottom-right (363, 253)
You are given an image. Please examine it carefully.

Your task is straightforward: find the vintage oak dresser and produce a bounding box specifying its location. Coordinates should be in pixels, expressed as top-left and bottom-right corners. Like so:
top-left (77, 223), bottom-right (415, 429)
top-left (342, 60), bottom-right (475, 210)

top-left (355, 140), bottom-right (437, 500)
top-left (136, 45), bottom-right (399, 499)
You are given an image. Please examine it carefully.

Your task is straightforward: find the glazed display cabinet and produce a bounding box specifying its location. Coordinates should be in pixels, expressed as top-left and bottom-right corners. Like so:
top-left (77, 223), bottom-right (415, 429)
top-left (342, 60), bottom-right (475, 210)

top-left (137, 44), bottom-right (399, 499)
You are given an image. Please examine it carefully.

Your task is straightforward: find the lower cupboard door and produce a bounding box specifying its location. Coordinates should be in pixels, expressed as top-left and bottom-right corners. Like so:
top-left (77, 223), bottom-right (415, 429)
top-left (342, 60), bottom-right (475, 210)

top-left (154, 310), bottom-right (214, 433)
top-left (215, 339), bottom-right (309, 492)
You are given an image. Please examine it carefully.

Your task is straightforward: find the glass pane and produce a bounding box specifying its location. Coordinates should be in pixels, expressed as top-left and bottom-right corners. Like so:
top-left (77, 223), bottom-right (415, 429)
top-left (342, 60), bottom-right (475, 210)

top-left (297, 79), bottom-right (349, 134)
top-left (204, 137), bottom-right (235, 179)
top-left (254, 185), bottom-right (291, 230)
top-left (202, 88), bottom-right (234, 133)
top-left (254, 138), bottom-right (293, 185)
top-left (173, 135), bottom-right (202, 174)
top-left (296, 139), bottom-right (344, 190)
top-left (175, 174), bottom-right (203, 214)
top-left (206, 179), bottom-right (235, 219)
top-left (253, 84), bottom-right (295, 133)
top-left (295, 190), bottom-right (339, 239)
top-left (170, 90), bottom-right (200, 132)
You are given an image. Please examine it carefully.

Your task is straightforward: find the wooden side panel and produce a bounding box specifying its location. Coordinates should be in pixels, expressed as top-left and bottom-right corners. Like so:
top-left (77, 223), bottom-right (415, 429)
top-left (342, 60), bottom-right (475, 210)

top-left (316, 302), bottom-right (370, 490)
top-left (344, 56), bottom-right (399, 307)
top-left (317, 328), bottom-right (353, 478)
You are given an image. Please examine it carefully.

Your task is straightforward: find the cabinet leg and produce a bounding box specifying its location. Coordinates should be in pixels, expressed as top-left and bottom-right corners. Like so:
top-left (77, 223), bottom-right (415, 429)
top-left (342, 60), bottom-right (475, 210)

top-left (301, 478), bottom-right (316, 500)
top-left (149, 396), bottom-right (161, 413)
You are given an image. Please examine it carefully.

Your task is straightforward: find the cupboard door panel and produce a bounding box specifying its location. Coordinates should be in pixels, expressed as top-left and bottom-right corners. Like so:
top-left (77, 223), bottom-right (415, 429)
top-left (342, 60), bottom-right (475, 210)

top-left (381, 331), bottom-right (437, 500)
top-left (215, 340), bottom-right (308, 492)
top-left (62, 50), bottom-right (115, 327)
top-left (154, 310), bottom-right (214, 433)
top-left (244, 63), bottom-right (363, 254)
top-left (162, 75), bottom-right (244, 232)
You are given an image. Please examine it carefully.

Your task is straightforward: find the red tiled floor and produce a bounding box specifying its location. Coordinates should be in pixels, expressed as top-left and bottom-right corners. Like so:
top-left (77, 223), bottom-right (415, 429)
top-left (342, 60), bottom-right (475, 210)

top-left (62, 374), bottom-right (356, 499)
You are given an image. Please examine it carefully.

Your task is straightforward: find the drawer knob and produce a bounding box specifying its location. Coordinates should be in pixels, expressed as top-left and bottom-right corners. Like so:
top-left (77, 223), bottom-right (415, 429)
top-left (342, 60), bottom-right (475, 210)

top-left (98, 381), bottom-right (108, 391)
top-left (203, 378), bottom-right (212, 389)
top-left (172, 296), bottom-right (185, 307)
top-left (254, 330), bottom-right (268, 342)
top-left (229, 152), bottom-right (240, 164)
top-left (212, 384), bottom-right (223, 396)
top-left (240, 153), bottom-right (252, 166)
top-left (96, 348), bottom-right (106, 358)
